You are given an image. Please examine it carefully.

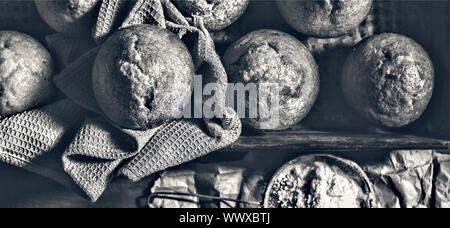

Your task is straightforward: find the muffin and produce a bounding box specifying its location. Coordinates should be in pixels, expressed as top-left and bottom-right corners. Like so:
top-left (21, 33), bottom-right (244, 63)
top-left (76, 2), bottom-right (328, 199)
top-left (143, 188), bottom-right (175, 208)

top-left (92, 25), bottom-right (195, 130)
top-left (264, 154), bottom-right (376, 208)
top-left (223, 29), bottom-right (319, 130)
top-left (341, 33), bottom-right (434, 128)
top-left (305, 9), bottom-right (375, 54)
top-left (0, 30), bottom-right (54, 116)
top-left (277, 0), bottom-right (373, 37)
top-left (35, 0), bottom-right (101, 37)
top-left (173, 0), bottom-right (250, 31)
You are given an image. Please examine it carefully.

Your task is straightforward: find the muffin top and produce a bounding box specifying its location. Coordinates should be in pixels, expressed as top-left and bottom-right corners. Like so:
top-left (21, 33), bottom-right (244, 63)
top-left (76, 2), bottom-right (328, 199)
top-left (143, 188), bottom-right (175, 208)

top-left (35, 0), bottom-right (101, 37)
top-left (264, 155), bottom-right (376, 208)
top-left (342, 33), bottom-right (434, 127)
top-left (223, 29), bottom-right (319, 130)
top-left (0, 30), bottom-right (54, 116)
top-left (277, 0), bottom-right (373, 37)
top-left (92, 25), bottom-right (195, 130)
top-left (173, 0), bottom-right (250, 31)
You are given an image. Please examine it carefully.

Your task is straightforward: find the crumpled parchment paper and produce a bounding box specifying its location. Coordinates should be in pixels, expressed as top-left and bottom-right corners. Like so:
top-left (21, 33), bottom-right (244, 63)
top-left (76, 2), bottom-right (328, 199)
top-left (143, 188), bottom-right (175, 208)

top-left (148, 150), bottom-right (450, 208)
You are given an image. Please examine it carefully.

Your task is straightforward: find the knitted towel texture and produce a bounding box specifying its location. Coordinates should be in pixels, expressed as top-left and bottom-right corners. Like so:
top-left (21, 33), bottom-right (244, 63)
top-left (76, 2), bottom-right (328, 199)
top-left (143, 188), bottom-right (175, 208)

top-left (94, 0), bottom-right (135, 42)
top-left (62, 117), bottom-right (160, 201)
top-left (53, 47), bottom-right (102, 114)
top-left (121, 0), bottom-right (166, 29)
top-left (0, 0), bottom-right (242, 201)
top-left (0, 99), bottom-right (88, 190)
top-left (0, 100), bottom-right (85, 168)
top-left (45, 33), bottom-right (77, 68)
top-left (45, 33), bottom-right (97, 70)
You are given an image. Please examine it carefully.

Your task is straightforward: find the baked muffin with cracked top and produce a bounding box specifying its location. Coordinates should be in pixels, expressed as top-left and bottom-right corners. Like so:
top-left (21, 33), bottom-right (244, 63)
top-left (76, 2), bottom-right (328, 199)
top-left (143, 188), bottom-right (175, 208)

top-left (0, 30), bottom-right (54, 117)
top-left (264, 154), bottom-right (376, 208)
top-left (277, 0), bottom-right (373, 37)
top-left (223, 29), bottom-right (319, 130)
top-left (35, 0), bottom-right (101, 37)
top-left (173, 0), bottom-right (250, 31)
top-left (341, 33), bottom-right (434, 128)
top-left (92, 25), bottom-right (195, 130)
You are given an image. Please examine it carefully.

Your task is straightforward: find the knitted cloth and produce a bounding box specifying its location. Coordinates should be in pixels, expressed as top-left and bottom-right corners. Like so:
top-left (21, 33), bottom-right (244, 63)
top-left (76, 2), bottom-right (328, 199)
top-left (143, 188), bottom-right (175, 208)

top-left (0, 99), bottom-right (88, 192)
top-left (45, 33), bottom-right (97, 70)
top-left (93, 0), bottom-right (135, 42)
top-left (0, 100), bottom-right (84, 168)
top-left (45, 33), bottom-right (77, 68)
top-left (2, 0), bottom-right (241, 201)
top-left (121, 0), bottom-right (166, 29)
top-left (53, 47), bottom-right (102, 113)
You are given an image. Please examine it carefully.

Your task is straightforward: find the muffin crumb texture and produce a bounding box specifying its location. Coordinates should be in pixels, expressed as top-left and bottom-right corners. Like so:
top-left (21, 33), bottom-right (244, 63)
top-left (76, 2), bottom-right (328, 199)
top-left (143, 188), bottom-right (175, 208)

top-left (0, 30), bottom-right (54, 116)
top-left (266, 156), bottom-right (375, 208)
top-left (93, 25), bottom-right (195, 130)
top-left (277, 0), bottom-right (373, 37)
top-left (174, 0), bottom-right (249, 31)
top-left (223, 30), bottom-right (319, 130)
top-left (342, 33), bottom-right (434, 127)
top-left (35, 0), bottom-right (101, 36)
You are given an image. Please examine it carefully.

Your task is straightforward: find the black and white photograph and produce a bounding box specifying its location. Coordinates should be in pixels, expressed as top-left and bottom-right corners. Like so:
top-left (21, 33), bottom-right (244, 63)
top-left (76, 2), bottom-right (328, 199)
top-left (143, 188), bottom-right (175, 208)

top-left (0, 0), bottom-right (449, 214)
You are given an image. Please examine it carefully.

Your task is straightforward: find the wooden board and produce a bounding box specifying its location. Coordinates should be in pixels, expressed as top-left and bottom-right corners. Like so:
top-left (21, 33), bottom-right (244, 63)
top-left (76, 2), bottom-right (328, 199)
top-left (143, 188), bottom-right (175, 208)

top-left (0, 163), bottom-right (156, 208)
top-left (219, 129), bottom-right (450, 153)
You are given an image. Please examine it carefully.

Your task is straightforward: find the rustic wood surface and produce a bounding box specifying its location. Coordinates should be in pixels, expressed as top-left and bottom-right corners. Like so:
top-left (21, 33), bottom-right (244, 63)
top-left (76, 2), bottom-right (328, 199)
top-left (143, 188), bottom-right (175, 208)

top-left (0, 163), bottom-right (157, 208)
top-left (0, 148), bottom-right (387, 208)
top-left (220, 129), bottom-right (450, 153)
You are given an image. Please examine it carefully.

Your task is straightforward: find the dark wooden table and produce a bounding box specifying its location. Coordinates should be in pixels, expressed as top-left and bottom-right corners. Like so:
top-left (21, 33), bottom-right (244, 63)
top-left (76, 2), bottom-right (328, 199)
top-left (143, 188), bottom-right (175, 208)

top-left (0, 163), bottom-right (156, 208)
top-left (0, 151), bottom-right (245, 208)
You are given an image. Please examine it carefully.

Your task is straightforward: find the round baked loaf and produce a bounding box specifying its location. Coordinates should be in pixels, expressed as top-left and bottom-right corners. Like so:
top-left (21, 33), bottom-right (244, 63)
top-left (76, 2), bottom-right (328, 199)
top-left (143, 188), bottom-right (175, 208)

top-left (277, 0), bottom-right (373, 37)
top-left (92, 25), bottom-right (195, 130)
top-left (173, 0), bottom-right (250, 31)
top-left (264, 154), bottom-right (376, 208)
top-left (341, 33), bottom-right (434, 128)
top-left (35, 0), bottom-right (101, 37)
top-left (0, 30), bottom-right (54, 116)
top-left (223, 30), bottom-right (319, 130)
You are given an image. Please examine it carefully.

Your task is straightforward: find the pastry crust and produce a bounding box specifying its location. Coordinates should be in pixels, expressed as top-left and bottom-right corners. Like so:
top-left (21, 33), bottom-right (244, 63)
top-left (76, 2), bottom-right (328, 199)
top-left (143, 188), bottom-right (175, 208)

top-left (173, 0), bottom-right (250, 31)
top-left (92, 25), bottom-right (195, 130)
top-left (35, 0), bottom-right (101, 37)
top-left (223, 29), bottom-right (319, 130)
top-left (277, 0), bottom-right (373, 37)
top-left (0, 30), bottom-right (54, 116)
top-left (342, 33), bottom-right (434, 127)
top-left (264, 154), bottom-right (376, 208)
